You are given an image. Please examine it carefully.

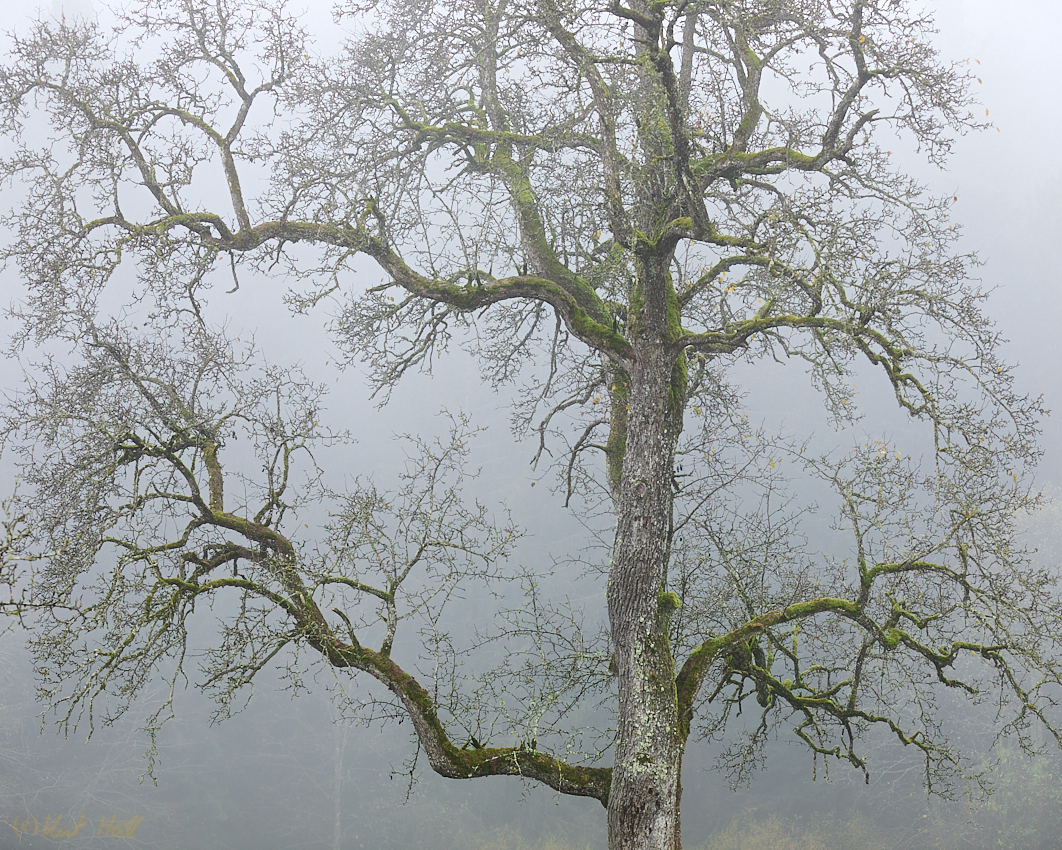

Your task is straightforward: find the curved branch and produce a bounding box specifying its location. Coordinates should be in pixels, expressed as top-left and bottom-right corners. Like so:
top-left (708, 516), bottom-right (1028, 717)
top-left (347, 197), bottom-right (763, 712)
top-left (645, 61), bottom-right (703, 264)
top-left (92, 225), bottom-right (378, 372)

top-left (316, 639), bottom-right (613, 805)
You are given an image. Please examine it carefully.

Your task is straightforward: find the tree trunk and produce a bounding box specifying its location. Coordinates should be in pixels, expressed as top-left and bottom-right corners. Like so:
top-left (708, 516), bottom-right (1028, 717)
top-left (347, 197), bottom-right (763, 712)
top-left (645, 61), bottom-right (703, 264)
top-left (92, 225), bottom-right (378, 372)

top-left (607, 343), bottom-right (685, 850)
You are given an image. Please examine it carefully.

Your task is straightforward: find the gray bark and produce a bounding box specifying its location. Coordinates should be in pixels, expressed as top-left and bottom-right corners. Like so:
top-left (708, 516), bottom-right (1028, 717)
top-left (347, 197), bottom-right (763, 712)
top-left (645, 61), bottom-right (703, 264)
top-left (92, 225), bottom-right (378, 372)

top-left (608, 344), bottom-right (685, 850)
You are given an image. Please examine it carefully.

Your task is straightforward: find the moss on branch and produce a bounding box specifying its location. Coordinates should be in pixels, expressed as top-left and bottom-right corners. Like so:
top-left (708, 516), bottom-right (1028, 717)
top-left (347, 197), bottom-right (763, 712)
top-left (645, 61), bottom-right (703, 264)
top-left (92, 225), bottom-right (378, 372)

top-left (325, 641), bottom-right (613, 805)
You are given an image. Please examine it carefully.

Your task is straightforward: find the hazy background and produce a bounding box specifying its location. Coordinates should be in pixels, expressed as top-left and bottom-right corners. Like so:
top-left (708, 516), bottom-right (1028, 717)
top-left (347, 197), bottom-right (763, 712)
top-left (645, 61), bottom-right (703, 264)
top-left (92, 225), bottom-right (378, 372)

top-left (1, 1), bottom-right (1061, 848)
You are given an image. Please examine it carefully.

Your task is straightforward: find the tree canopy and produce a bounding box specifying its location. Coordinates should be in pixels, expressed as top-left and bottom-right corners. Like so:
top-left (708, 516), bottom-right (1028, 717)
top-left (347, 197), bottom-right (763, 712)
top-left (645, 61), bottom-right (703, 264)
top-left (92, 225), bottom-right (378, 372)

top-left (0, 1), bottom-right (1056, 848)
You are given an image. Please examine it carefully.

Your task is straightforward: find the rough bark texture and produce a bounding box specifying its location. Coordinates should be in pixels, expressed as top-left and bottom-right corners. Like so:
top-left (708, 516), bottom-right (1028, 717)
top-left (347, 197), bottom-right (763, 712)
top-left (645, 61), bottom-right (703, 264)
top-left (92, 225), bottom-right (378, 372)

top-left (608, 344), bottom-right (686, 850)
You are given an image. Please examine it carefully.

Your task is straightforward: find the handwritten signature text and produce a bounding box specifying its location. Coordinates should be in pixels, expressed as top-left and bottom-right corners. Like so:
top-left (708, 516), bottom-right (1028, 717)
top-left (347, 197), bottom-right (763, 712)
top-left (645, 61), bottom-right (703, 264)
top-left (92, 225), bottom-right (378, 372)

top-left (10, 813), bottom-right (144, 839)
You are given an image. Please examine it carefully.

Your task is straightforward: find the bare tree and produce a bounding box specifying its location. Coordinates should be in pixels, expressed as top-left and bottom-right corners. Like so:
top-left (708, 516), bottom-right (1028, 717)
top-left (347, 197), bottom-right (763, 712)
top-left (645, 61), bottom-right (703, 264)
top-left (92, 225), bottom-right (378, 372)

top-left (0, 1), bottom-right (1057, 849)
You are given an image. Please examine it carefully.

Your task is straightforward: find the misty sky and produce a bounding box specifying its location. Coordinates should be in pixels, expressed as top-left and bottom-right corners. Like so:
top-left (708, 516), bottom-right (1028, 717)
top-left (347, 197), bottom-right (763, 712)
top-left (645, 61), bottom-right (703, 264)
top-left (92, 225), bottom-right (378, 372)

top-left (4, 0), bottom-right (1058, 450)
top-left (1, 1), bottom-right (1061, 849)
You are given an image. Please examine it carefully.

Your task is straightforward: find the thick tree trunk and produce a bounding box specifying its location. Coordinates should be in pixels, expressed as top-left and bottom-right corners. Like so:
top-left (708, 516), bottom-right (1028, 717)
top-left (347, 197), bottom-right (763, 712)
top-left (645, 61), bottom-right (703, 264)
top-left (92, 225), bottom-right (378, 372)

top-left (607, 344), bottom-right (685, 850)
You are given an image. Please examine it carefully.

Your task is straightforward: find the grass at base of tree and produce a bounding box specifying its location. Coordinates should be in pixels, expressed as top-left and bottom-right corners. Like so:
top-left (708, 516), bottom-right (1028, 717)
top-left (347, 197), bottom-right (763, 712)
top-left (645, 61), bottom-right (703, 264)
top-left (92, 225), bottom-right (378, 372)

top-left (460, 824), bottom-right (597, 850)
top-left (697, 814), bottom-right (888, 850)
top-left (451, 814), bottom-right (889, 850)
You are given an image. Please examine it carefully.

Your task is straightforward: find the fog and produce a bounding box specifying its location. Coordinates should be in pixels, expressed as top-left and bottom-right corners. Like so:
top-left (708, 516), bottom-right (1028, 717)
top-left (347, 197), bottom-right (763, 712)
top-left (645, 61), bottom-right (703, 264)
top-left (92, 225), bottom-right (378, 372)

top-left (1, 1), bottom-right (1061, 848)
